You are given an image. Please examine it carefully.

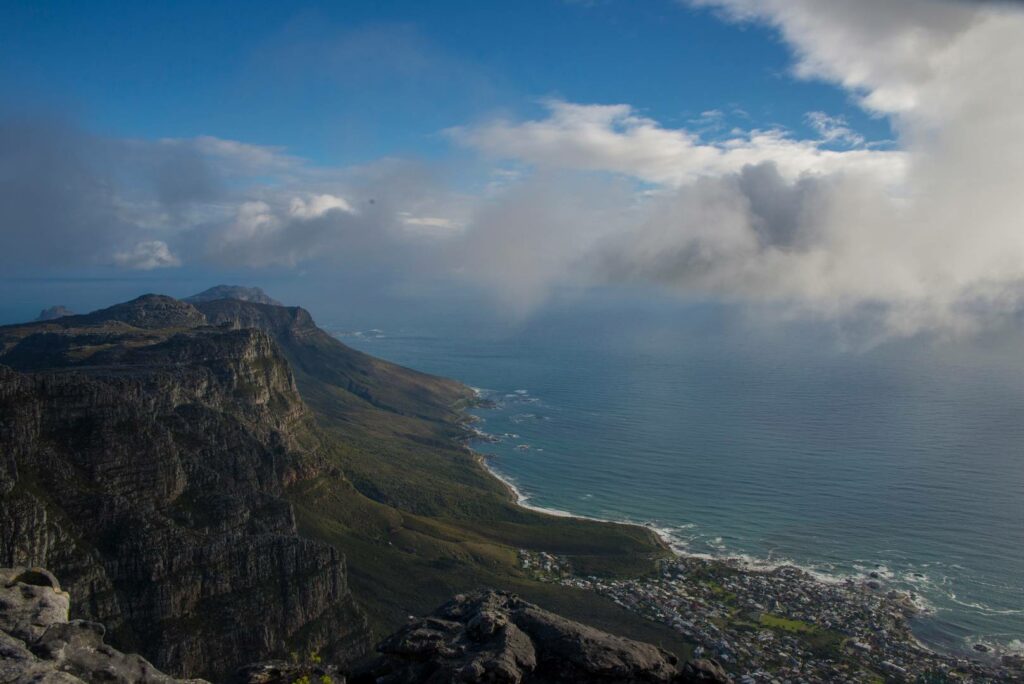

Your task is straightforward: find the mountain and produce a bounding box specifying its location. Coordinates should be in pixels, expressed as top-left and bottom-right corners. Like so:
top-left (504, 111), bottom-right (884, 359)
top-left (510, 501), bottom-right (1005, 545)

top-left (192, 297), bottom-right (469, 424)
top-left (0, 295), bottom-right (369, 678)
top-left (34, 305), bottom-right (74, 321)
top-left (185, 285), bottom-right (282, 306)
top-left (0, 292), bottom-right (681, 680)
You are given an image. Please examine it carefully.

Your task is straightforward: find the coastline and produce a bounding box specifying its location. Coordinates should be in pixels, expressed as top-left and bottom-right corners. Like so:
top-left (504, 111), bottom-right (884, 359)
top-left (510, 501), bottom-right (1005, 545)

top-left (471, 449), bottom-right (591, 519)
top-left (345, 333), bottom-right (1024, 673)
top-left (470, 448), bottom-right (1024, 680)
top-left (458, 395), bottom-right (1021, 679)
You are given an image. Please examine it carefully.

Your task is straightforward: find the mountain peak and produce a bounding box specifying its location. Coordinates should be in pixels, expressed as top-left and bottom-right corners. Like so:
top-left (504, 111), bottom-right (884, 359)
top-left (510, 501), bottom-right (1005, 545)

top-left (77, 294), bottom-right (207, 330)
top-left (185, 285), bottom-right (282, 306)
top-left (35, 305), bottom-right (75, 321)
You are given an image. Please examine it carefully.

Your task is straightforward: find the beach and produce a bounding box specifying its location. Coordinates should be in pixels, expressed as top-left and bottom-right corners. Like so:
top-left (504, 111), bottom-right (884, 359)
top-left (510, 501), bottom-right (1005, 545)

top-left (472, 445), bottom-right (1021, 682)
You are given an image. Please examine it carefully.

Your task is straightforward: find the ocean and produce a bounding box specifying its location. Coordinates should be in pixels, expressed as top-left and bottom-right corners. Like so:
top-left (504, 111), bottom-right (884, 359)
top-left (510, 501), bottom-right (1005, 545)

top-left (332, 296), bottom-right (1024, 657)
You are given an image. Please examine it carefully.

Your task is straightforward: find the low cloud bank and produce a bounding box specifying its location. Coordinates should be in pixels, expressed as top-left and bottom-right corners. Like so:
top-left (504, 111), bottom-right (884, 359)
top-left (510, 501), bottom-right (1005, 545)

top-left (2, 0), bottom-right (1022, 339)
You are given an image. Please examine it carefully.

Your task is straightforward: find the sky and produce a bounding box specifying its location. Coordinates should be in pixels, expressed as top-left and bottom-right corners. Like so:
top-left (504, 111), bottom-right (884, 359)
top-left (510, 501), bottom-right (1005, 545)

top-left (2, 0), bottom-right (1023, 342)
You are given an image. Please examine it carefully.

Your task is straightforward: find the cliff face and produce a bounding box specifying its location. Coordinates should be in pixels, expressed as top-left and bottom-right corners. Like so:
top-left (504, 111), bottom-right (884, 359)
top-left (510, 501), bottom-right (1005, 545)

top-left (194, 298), bottom-right (473, 425)
top-left (0, 291), bottom-right (685, 680)
top-left (0, 296), bottom-right (369, 679)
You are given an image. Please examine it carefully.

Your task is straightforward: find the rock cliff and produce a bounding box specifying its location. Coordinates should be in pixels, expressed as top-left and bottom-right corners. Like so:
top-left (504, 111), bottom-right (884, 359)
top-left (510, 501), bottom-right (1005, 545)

top-left (0, 290), bottom-right (688, 681)
top-left (192, 297), bottom-right (471, 424)
top-left (0, 296), bottom-right (369, 679)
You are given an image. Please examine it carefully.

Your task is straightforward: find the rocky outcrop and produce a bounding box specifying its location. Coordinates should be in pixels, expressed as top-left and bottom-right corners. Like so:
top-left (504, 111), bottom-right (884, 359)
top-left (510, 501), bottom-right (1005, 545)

top-left (185, 286), bottom-right (282, 306)
top-left (0, 566), bottom-right (207, 683)
top-left (353, 590), bottom-right (729, 684)
top-left (0, 299), bottom-right (370, 680)
top-left (2, 567), bottom-right (722, 684)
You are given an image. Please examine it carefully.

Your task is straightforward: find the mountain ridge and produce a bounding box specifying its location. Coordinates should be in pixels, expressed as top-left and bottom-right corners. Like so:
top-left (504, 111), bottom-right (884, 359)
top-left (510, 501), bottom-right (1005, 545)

top-left (0, 290), bottom-right (682, 679)
top-left (185, 285), bottom-right (282, 306)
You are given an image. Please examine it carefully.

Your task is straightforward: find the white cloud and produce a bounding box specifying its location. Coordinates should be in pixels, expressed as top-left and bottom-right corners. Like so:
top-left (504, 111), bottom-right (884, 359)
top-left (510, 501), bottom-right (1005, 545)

top-left (399, 213), bottom-right (463, 234)
top-left (626, 0), bottom-right (1024, 335)
top-left (448, 99), bottom-right (906, 187)
top-left (686, 1), bottom-right (1023, 130)
top-left (438, 1), bottom-right (1024, 337)
top-left (179, 135), bottom-right (300, 173)
top-left (804, 111), bottom-right (865, 147)
top-left (289, 193), bottom-right (355, 218)
top-left (206, 194), bottom-right (392, 269)
top-left (7, 0), bottom-right (1024, 340)
top-left (112, 240), bottom-right (181, 270)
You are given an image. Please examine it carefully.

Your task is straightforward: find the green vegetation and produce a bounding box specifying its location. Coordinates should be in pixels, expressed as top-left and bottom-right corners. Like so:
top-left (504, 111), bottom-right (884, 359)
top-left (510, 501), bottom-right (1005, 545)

top-left (0, 297), bottom-right (690, 666)
top-left (287, 651), bottom-right (332, 684)
top-left (705, 580), bottom-right (738, 602)
top-left (758, 613), bottom-right (817, 633)
top-left (289, 675), bottom-right (332, 684)
top-left (272, 309), bottom-right (687, 654)
top-left (756, 612), bottom-right (846, 660)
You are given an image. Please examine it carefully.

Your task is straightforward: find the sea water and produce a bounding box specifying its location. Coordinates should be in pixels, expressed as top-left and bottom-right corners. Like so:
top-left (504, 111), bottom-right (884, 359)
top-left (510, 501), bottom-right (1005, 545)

top-left (333, 298), bottom-right (1024, 657)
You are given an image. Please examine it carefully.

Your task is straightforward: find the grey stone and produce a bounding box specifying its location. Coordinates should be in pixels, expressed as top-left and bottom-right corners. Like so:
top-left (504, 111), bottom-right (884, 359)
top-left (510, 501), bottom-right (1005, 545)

top-left (356, 590), bottom-right (724, 684)
top-left (0, 566), bottom-right (208, 684)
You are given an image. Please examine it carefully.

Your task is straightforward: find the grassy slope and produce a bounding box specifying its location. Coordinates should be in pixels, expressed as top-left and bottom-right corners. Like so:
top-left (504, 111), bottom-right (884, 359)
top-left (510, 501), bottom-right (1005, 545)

top-left (271, 316), bottom-right (691, 657)
top-left (1, 296), bottom-right (691, 659)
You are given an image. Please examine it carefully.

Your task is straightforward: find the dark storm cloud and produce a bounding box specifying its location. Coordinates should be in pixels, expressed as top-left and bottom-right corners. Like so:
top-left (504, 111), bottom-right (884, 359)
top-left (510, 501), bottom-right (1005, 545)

top-left (151, 144), bottom-right (223, 211)
top-left (736, 162), bottom-right (821, 250)
top-left (0, 117), bottom-right (128, 268)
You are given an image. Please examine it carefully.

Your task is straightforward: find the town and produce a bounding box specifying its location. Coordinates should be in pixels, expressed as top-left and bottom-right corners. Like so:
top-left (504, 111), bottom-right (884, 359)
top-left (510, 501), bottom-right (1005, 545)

top-left (518, 550), bottom-right (1022, 682)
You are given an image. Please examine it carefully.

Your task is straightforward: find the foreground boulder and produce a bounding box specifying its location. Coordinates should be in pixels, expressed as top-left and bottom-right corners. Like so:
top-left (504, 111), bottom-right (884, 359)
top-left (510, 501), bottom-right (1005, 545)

top-left (353, 590), bottom-right (729, 684)
top-left (0, 567), bottom-right (207, 683)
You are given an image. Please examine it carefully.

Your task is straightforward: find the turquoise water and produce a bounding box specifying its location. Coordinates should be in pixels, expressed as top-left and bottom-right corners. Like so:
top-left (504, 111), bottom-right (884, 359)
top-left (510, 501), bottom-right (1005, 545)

top-left (334, 301), bottom-right (1024, 657)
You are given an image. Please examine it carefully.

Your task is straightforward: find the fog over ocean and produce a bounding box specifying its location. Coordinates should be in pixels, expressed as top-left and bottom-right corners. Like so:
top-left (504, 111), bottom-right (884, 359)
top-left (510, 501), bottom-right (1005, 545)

top-left (337, 297), bottom-right (1024, 657)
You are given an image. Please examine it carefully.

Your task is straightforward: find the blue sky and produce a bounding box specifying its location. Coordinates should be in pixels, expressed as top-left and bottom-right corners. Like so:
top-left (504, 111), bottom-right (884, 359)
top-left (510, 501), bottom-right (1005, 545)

top-left (1, 1), bottom-right (1021, 341)
top-left (1, 0), bottom-right (888, 165)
